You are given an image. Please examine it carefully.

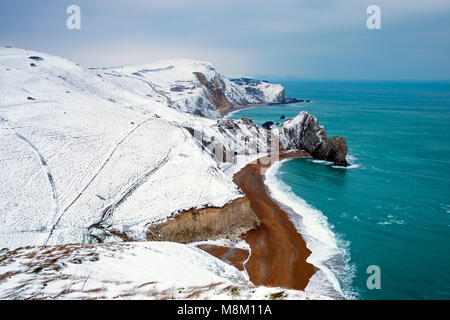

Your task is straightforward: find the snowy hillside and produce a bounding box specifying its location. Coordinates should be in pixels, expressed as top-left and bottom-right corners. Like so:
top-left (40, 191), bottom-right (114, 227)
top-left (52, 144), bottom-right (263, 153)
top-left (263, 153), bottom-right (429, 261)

top-left (0, 241), bottom-right (328, 300)
top-left (0, 48), bottom-right (255, 248)
top-left (0, 47), bottom-right (343, 300)
top-left (0, 46), bottom-right (346, 249)
top-left (108, 59), bottom-right (287, 118)
top-left (0, 46), bottom-right (294, 248)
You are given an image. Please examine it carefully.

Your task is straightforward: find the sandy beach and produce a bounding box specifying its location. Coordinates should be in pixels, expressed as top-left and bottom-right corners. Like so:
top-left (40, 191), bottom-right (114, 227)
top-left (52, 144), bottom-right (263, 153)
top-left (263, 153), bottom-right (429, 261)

top-left (199, 151), bottom-right (316, 291)
top-left (235, 151), bottom-right (315, 290)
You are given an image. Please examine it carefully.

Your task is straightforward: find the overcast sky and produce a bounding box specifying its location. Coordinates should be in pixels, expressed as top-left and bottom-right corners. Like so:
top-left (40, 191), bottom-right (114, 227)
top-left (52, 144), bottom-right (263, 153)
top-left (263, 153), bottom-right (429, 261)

top-left (1, 0), bottom-right (449, 80)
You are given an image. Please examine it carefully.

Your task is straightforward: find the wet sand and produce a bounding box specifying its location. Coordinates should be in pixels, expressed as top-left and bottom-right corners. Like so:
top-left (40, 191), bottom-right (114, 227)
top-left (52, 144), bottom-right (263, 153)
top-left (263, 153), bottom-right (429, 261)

top-left (234, 151), bottom-right (315, 290)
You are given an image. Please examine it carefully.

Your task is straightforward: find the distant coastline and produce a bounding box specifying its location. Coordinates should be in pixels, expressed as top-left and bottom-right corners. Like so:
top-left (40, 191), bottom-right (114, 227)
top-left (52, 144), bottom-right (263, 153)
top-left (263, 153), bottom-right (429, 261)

top-left (220, 103), bottom-right (266, 118)
top-left (221, 99), bottom-right (310, 118)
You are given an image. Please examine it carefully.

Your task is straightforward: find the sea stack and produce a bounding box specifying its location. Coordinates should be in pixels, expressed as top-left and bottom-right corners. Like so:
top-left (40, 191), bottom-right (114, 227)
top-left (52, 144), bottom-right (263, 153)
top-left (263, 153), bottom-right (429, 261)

top-left (279, 112), bottom-right (349, 166)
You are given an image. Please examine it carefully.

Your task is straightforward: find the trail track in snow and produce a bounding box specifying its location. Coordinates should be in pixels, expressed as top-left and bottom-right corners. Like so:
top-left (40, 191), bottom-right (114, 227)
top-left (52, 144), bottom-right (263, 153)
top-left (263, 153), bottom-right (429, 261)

top-left (109, 72), bottom-right (173, 108)
top-left (93, 123), bottom-right (193, 228)
top-left (93, 149), bottom-right (173, 226)
top-left (0, 100), bottom-right (58, 110)
top-left (0, 117), bottom-right (59, 235)
top-left (43, 117), bottom-right (156, 244)
top-left (15, 133), bottom-right (59, 221)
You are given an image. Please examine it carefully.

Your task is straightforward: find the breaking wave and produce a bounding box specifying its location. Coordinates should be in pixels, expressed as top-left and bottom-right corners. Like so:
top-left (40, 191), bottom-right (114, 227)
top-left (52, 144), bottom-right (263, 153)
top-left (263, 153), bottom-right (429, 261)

top-left (264, 159), bottom-right (358, 299)
top-left (308, 154), bottom-right (360, 169)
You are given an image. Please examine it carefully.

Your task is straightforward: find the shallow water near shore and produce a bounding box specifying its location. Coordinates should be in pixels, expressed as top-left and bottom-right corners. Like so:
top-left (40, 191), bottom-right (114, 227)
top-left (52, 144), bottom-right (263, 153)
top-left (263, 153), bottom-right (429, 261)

top-left (229, 80), bottom-right (450, 299)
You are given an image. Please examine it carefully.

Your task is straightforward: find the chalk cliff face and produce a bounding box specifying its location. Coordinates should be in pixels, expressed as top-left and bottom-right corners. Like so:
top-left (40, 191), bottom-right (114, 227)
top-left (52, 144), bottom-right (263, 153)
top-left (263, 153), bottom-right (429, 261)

top-left (0, 47), bottom-right (348, 251)
top-left (193, 71), bottom-right (234, 112)
top-left (183, 111), bottom-right (349, 167)
top-left (280, 112), bottom-right (349, 166)
top-left (110, 59), bottom-right (291, 119)
top-left (0, 47), bottom-right (344, 300)
top-left (228, 78), bottom-right (286, 104)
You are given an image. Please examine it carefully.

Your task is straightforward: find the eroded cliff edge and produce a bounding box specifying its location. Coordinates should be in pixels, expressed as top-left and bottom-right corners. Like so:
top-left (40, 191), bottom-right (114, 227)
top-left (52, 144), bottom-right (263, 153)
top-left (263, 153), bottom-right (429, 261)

top-left (146, 197), bottom-right (259, 243)
top-left (193, 72), bottom-right (304, 117)
top-left (145, 111), bottom-right (349, 247)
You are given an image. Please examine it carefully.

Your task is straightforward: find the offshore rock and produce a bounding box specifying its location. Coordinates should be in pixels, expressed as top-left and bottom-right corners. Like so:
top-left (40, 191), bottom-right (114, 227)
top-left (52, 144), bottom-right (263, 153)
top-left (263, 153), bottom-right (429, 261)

top-left (280, 111), bottom-right (349, 166)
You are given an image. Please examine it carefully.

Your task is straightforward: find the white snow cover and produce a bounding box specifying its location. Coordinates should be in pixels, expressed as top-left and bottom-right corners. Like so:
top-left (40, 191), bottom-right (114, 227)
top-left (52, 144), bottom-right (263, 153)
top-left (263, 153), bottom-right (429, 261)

top-left (0, 47), bottom-right (328, 300)
top-left (279, 111), bottom-right (324, 149)
top-left (109, 59), bottom-right (285, 118)
top-left (0, 241), bottom-right (329, 300)
top-left (0, 48), bottom-right (261, 248)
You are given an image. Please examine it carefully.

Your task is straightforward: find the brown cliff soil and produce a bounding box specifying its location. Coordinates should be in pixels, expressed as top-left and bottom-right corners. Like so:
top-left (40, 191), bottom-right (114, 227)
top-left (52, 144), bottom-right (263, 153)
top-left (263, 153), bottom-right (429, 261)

top-left (194, 72), bottom-right (232, 111)
top-left (146, 150), bottom-right (315, 291)
top-left (146, 197), bottom-right (260, 243)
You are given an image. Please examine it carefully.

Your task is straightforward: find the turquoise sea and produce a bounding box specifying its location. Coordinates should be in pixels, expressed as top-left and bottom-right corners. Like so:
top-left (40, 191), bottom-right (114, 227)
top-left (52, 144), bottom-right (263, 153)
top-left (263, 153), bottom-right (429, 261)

top-left (229, 81), bottom-right (450, 300)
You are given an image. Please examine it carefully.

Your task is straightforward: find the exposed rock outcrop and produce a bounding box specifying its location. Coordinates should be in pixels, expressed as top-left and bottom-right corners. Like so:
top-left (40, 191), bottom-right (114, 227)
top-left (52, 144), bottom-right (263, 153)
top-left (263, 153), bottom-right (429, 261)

top-left (262, 121), bottom-right (274, 130)
top-left (229, 78), bottom-right (285, 104)
top-left (184, 111), bottom-right (348, 167)
top-left (280, 112), bottom-right (349, 166)
top-left (228, 78), bottom-right (307, 106)
top-left (193, 72), bottom-right (234, 111)
top-left (146, 197), bottom-right (260, 243)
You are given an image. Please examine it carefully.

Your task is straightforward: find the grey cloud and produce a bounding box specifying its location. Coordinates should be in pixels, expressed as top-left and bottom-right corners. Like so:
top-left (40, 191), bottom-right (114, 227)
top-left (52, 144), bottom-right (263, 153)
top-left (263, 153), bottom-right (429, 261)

top-left (0, 0), bottom-right (449, 79)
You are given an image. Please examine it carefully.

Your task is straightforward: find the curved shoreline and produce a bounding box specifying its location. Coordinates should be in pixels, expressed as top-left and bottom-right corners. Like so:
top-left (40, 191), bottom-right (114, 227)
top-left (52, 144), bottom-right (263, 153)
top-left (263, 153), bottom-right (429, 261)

top-left (221, 99), bottom-right (310, 118)
top-left (233, 151), bottom-right (316, 290)
top-left (220, 103), bottom-right (266, 117)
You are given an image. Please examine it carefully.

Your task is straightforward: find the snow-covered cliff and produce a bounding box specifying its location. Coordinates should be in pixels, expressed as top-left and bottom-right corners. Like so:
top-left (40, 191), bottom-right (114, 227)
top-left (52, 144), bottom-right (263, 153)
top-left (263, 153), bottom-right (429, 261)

top-left (280, 112), bottom-right (349, 166)
top-left (107, 59), bottom-right (291, 118)
top-left (0, 241), bottom-right (327, 300)
top-left (0, 47), bottom-right (346, 299)
top-left (0, 47), bottom-right (348, 248)
top-left (0, 48), bottom-right (239, 247)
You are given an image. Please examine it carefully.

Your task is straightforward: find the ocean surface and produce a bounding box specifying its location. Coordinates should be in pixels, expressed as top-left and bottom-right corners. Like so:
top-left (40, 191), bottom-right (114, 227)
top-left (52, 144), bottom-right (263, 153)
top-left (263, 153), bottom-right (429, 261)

top-left (228, 81), bottom-right (450, 300)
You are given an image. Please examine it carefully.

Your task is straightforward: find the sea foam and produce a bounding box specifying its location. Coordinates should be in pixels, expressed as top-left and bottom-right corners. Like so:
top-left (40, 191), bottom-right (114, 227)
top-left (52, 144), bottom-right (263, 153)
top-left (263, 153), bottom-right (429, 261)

top-left (309, 155), bottom-right (360, 169)
top-left (264, 159), bottom-right (357, 299)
